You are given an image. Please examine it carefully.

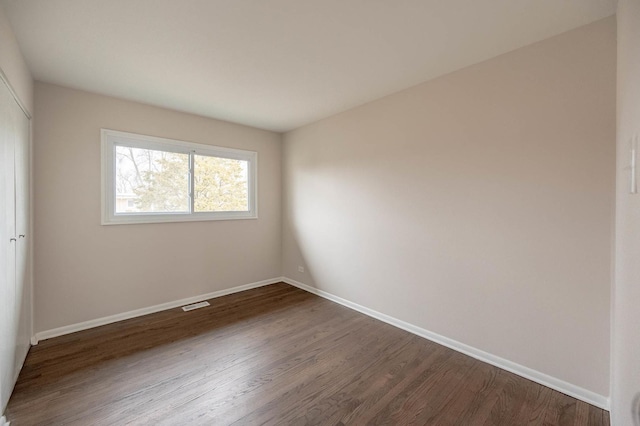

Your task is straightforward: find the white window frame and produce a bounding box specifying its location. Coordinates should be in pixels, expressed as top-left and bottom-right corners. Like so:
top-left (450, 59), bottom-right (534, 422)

top-left (101, 129), bottom-right (257, 225)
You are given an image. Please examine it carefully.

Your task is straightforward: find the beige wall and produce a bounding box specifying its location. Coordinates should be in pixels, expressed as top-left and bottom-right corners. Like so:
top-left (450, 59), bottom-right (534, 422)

top-left (612, 1), bottom-right (640, 424)
top-left (283, 17), bottom-right (615, 397)
top-left (33, 83), bottom-right (282, 332)
top-left (0, 4), bottom-right (32, 114)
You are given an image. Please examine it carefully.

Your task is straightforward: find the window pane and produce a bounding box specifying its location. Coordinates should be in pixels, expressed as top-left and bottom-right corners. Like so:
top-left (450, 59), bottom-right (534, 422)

top-left (115, 146), bottom-right (189, 213)
top-left (194, 155), bottom-right (249, 212)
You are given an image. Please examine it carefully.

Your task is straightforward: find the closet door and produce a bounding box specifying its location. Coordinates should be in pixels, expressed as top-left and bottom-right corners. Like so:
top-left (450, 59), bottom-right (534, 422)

top-left (14, 101), bottom-right (30, 374)
top-left (0, 77), bottom-right (17, 411)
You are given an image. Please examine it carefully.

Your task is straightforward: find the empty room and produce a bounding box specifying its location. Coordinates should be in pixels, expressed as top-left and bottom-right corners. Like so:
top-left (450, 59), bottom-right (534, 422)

top-left (1, 0), bottom-right (639, 425)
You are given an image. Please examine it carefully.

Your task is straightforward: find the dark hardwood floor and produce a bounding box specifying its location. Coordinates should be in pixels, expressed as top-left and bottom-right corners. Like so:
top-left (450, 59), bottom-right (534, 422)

top-left (6, 283), bottom-right (609, 425)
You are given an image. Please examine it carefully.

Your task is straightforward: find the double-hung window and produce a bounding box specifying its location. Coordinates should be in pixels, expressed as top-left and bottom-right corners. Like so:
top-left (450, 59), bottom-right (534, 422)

top-left (101, 129), bottom-right (257, 225)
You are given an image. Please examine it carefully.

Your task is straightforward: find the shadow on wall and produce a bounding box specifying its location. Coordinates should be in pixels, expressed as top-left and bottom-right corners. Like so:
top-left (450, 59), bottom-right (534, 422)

top-left (633, 392), bottom-right (640, 426)
top-left (286, 218), bottom-right (319, 288)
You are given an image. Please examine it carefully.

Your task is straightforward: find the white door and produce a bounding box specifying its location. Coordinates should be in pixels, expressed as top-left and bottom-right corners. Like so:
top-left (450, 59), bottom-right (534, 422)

top-left (14, 98), bottom-right (30, 375)
top-left (0, 77), bottom-right (31, 413)
top-left (0, 76), bottom-right (17, 412)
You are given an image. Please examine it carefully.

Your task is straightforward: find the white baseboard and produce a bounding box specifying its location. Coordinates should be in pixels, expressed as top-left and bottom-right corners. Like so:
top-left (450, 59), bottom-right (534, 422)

top-left (30, 275), bottom-right (610, 411)
top-left (0, 415), bottom-right (9, 426)
top-left (33, 277), bottom-right (282, 343)
top-left (282, 277), bottom-right (610, 411)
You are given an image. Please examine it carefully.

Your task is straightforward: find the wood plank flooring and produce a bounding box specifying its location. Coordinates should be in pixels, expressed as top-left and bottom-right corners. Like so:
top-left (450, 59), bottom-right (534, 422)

top-left (6, 283), bottom-right (609, 425)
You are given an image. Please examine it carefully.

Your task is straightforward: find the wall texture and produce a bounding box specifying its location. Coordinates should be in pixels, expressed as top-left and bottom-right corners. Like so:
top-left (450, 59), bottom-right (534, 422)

top-left (612, 1), bottom-right (640, 424)
top-left (0, 5), bottom-right (32, 115)
top-left (283, 18), bottom-right (616, 398)
top-left (33, 83), bottom-right (282, 332)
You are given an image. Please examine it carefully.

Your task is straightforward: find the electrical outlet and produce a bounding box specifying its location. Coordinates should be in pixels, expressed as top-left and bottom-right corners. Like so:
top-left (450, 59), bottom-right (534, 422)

top-left (298, 265), bottom-right (305, 273)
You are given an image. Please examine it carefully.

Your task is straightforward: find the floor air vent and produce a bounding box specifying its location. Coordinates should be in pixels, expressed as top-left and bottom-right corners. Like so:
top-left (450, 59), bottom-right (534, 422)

top-left (181, 301), bottom-right (210, 312)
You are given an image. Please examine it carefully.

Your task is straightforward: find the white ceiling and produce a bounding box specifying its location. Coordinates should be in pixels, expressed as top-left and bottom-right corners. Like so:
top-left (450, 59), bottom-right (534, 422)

top-left (1, 0), bottom-right (616, 132)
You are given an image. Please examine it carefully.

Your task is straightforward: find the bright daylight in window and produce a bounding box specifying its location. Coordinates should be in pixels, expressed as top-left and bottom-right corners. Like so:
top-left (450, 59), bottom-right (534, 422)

top-left (102, 129), bottom-right (257, 224)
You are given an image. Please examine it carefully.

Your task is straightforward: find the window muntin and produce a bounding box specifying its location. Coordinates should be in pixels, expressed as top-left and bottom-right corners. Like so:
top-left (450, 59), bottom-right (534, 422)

top-left (102, 129), bottom-right (257, 225)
